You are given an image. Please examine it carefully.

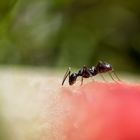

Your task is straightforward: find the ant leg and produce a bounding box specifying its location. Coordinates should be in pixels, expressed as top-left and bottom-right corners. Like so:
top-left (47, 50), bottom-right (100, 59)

top-left (91, 76), bottom-right (95, 81)
top-left (110, 70), bottom-right (121, 82)
top-left (109, 72), bottom-right (116, 82)
top-left (81, 76), bottom-right (83, 86)
top-left (100, 73), bottom-right (107, 82)
top-left (109, 71), bottom-right (121, 82)
top-left (62, 67), bottom-right (71, 85)
top-left (112, 70), bottom-right (121, 81)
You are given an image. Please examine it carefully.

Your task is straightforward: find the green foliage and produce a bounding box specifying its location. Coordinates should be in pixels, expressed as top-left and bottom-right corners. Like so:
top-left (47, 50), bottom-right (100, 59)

top-left (0, 0), bottom-right (140, 72)
top-left (0, 0), bottom-right (17, 20)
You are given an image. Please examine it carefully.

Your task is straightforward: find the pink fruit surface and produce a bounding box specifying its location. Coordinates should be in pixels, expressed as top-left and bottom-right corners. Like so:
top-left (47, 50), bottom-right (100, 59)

top-left (61, 82), bottom-right (140, 140)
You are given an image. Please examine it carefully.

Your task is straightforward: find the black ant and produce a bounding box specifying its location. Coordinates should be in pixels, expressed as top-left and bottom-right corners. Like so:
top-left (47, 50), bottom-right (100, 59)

top-left (62, 61), bottom-right (121, 86)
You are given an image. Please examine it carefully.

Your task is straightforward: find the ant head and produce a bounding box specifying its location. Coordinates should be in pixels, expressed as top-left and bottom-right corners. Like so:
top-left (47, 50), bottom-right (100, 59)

top-left (69, 73), bottom-right (78, 85)
top-left (96, 61), bottom-right (112, 73)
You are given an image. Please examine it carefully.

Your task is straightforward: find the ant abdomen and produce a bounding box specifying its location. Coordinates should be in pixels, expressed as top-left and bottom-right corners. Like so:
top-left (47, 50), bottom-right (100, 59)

top-left (96, 61), bottom-right (112, 73)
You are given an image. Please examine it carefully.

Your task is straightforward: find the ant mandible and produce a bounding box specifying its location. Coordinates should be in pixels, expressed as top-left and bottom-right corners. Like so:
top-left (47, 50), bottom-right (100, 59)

top-left (62, 61), bottom-right (120, 86)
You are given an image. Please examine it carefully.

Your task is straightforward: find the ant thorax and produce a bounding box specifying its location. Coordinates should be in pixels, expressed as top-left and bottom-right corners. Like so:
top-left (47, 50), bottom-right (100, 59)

top-left (78, 66), bottom-right (92, 78)
top-left (78, 69), bottom-right (83, 76)
top-left (91, 66), bottom-right (98, 76)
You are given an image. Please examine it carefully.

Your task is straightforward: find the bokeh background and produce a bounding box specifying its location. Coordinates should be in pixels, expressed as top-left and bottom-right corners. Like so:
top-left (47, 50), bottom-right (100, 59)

top-left (1, 0), bottom-right (140, 72)
top-left (1, 0), bottom-right (140, 140)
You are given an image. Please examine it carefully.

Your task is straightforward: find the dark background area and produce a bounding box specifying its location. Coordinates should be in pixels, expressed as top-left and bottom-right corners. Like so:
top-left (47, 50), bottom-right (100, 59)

top-left (1, 0), bottom-right (140, 73)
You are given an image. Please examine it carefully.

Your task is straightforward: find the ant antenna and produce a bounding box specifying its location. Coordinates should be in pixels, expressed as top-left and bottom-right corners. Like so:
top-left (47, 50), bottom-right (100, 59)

top-left (62, 67), bottom-right (71, 85)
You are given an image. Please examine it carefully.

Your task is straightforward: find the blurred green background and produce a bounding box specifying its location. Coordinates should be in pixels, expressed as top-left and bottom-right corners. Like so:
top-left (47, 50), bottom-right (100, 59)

top-left (1, 0), bottom-right (140, 72)
top-left (1, 1), bottom-right (140, 140)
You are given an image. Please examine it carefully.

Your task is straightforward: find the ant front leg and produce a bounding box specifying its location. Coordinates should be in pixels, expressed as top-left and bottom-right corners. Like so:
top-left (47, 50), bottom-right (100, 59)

top-left (62, 67), bottom-right (71, 85)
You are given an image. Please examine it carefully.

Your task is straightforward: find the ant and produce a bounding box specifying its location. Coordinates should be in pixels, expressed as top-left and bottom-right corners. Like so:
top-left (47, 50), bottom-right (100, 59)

top-left (62, 61), bottom-right (121, 86)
